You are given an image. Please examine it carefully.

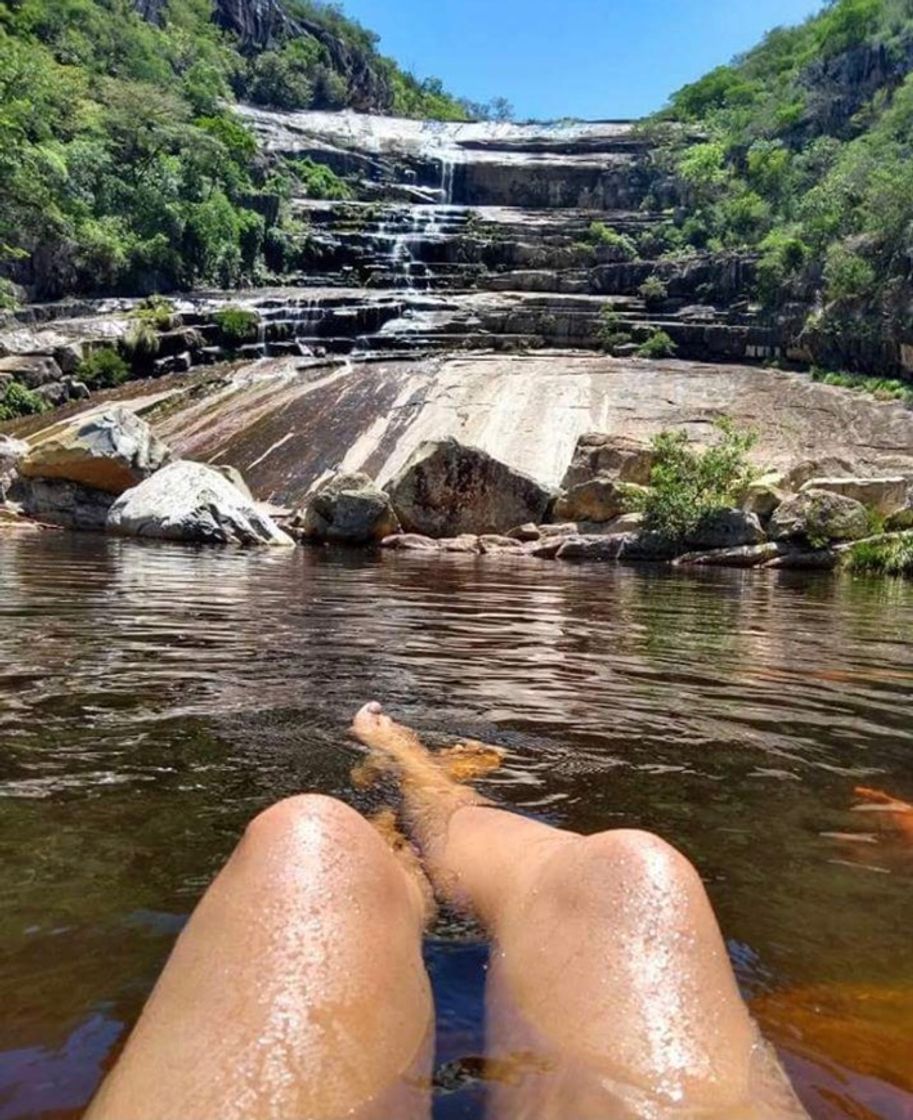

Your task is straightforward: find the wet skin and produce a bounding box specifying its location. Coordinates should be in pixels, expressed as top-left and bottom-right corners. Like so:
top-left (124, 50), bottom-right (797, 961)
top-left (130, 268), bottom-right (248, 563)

top-left (88, 704), bottom-right (809, 1120)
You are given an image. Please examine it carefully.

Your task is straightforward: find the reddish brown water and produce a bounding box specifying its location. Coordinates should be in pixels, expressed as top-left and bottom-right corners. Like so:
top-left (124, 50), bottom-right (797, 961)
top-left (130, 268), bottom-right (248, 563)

top-left (1, 533), bottom-right (911, 1120)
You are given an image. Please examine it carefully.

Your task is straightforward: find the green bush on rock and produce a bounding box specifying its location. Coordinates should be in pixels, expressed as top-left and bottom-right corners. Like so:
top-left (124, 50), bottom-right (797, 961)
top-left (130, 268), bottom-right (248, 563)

top-left (641, 419), bottom-right (759, 542)
top-left (0, 381), bottom-right (48, 421)
top-left (76, 348), bottom-right (131, 389)
top-left (846, 534), bottom-right (913, 577)
top-left (215, 307), bottom-right (261, 345)
top-left (637, 329), bottom-right (678, 359)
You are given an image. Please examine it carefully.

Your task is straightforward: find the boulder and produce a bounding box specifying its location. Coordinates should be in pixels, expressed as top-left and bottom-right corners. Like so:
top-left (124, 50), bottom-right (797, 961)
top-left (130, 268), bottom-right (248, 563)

top-left (0, 435), bottom-right (28, 502)
top-left (524, 537), bottom-right (565, 559)
top-left (562, 433), bottom-right (655, 489)
top-left (386, 438), bottom-right (554, 538)
top-left (0, 355), bottom-right (63, 389)
top-left (507, 522), bottom-right (541, 542)
top-left (440, 535), bottom-right (481, 554)
top-left (294, 471), bottom-right (399, 545)
top-left (617, 531), bottom-right (682, 562)
top-left (684, 508), bottom-right (765, 551)
top-left (381, 533), bottom-right (439, 551)
top-left (11, 477), bottom-right (116, 532)
top-left (763, 549), bottom-right (840, 571)
top-left (22, 407), bottom-right (172, 495)
top-left (554, 476), bottom-right (646, 524)
top-left (107, 461), bottom-right (294, 547)
top-left (675, 542), bottom-right (785, 568)
top-left (214, 464), bottom-right (253, 500)
top-left (479, 534), bottom-right (524, 553)
top-left (769, 489), bottom-right (870, 544)
top-left (783, 457), bottom-right (856, 491)
top-left (556, 534), bottom-right (632, 562)
top-left (740, 473), bottom-right (787, 520)
top-left (798, 476), bottom-right (908, 518)
top-left (886, 505), bottom-right (913, 531)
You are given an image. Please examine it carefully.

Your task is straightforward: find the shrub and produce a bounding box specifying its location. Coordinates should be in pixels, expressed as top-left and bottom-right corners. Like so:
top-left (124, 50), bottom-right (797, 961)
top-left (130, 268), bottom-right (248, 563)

top-left (131, 295), bottom-right (176, 331)
top-left (642, 419), bottom-right (759, 542)
top-left (824, 243), bottom-right (877, 303)
top-left (757, 229), bottom-right (810, 305)
top-left (287, 157), bottom-right (354, 201)
top-left (76, 348), bottom-right (130, 389)
top-left (846, 534), bottom-right (913, 577)
top-left (597, 306), bottom-right (632, 354)
top-left (587, 222), bottom-right (637, 260)
top-left (639, 276), bottom-right (668, 306)
top-left (637, 329), bottom-right (677, 359)
top-left (214, 306), bottom-right (260, 344)
top-left (123, 319), bottom-right (160, 359)
top-left (0, 381), bottom-right (48, 421)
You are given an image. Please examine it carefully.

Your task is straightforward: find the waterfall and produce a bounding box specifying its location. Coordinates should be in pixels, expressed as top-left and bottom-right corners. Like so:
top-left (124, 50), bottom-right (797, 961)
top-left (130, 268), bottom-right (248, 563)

top-left (440, 159), bottom-right (455, 205)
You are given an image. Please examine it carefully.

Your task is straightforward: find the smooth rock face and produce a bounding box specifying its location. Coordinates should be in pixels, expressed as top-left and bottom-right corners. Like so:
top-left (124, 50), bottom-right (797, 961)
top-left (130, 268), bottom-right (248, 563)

top-left (769, 489), bottom-right (870, 543)
top-left (0, 354), bottom-right (62, 389)
top-left (685, 508), bottom-right (765, 551)
top-left (381, 533), bottom-right (438, 551)
top-left (740, 473), bottom-right (787, 520)
top-left (107, 461), bottom-right (293, 546)
top-left (0, 435), bottom-right (28, 502)
top-left (556, 534), bottom-right (632, 561)
top-left (553, 477), bottom-right (645, 524)
top-left (214, 465), bottom-right (254, 500)
top-left (22, 408), bottom-right (172, 495)
top-left (798, 476), bottom-right (908, 518)
top-left (386, 438), bottom-right (554, 538)
top-left (11, 477), bottom-right (115, 532)
top-left (296, 471), bottom-right (399, 545)
top-left (562, 434), bottom-right (655, 489)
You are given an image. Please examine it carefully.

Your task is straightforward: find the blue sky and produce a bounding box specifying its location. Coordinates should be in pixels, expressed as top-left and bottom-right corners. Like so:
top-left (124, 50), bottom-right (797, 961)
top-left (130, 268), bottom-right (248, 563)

top-left (339, 0), bottom-right (824, 120)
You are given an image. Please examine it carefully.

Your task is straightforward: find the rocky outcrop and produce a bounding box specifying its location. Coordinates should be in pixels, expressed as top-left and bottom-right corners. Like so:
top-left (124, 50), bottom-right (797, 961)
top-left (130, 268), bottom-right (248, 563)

top-left (0, 435), bottom-right (27, 502)
top-left (561, 433), bottom-right (655, 489)
top-left (107, 461), bottom-right (294, 546)
top-left (293, 471), bottom-right (399, 544)
top-left (769, 489), bottom-right (870, 544)
top-left (798, 476), bottom-right (908, 519)
top-left (684, 509), bottom-right (765, 551)
top-left (21, 408), bottom-right (172, 495)
top-left (386, 438), bottom-right (554, 537)
top-left (553, 477), bottom-right (645, 523)
top-left (11, 477), bottom-right (116, 532)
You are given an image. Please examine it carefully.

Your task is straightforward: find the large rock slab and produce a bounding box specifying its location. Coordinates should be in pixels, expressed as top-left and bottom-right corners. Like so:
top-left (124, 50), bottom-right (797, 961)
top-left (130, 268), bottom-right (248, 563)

top-left (386, 438), bottom-right (554, 538)
top-left (769, 489), bottom-right (870, 544)
top-left (294, 471), bottom-right (399, 545)
top-left (798, 476), bottom-right (908, 518)
top-left (22, 408), bottom-right (172, 495)
top-left (107, 461), bottom-right (294, 546)
top-left (561, 433), bottom-right (655, 489)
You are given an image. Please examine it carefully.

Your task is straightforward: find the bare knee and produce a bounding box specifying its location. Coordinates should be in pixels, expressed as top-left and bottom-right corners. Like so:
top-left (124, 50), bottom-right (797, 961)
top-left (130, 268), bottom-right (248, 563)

top-left (243, 793), bottom-right (365, 850)
top-left (581, 828), bottom-right (702, 890)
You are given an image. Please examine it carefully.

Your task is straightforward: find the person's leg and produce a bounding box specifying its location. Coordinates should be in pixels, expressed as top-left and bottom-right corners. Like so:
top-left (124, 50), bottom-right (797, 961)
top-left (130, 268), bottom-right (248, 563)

top-left (352, 704), bottom-right (808, 1119)
top-left (87, 794), bottom-right (433, 1120)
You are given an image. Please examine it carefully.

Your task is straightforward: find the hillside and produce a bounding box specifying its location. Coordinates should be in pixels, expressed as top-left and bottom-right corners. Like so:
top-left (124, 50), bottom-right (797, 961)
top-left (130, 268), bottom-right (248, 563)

top-left (645, 0), bottom-right (913, 376)
top-left (0, 0), bottom-right (467, 303)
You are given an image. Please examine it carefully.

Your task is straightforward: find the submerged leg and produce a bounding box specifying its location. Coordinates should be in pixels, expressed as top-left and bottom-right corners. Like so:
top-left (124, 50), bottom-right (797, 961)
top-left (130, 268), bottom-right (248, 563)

top-left (87, 794), bottom-right (433, 1120)
top-left (351, 704), bottom-right (808, 1119)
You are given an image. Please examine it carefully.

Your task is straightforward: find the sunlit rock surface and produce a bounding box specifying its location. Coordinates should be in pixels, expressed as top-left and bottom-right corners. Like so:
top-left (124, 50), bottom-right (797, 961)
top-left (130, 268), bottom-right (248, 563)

top-left (16, 352), bottom-right (912, 509)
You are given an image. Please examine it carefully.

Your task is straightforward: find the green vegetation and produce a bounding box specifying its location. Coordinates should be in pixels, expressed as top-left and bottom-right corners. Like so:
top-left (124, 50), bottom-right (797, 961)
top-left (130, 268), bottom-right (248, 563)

top-left (76, 347), bottom-right (130, 388)
top-left (0, 380), bottom-right (48, 421)
top-left (597, 306), bottom-right (632, 354)
top-left (810, 366), bottom-right (913, 403)
top-left (648, 0), bottom-right (913, 372)
top-left (286, 157), bottom-right (353, 200)
top-left (0, 0), bottom-right (471, 301)
top-left (637, 329), bottom-right (677, 359)
top-left (641, 419), bottom-right (759, 541)
top-left (215, 305), bottom-right (260, 344)
top-left (131, 296), bottom-right (177, 331)
top-left (846, 533), bottom-right (913, 576)
top-left (639, 276), bottom-right (668, 306)
top-left (584, 222), bottom-right (638, 260)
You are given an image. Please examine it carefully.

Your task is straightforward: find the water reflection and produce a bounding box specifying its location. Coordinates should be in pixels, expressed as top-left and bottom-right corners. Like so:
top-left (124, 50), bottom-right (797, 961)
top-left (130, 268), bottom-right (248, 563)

top-left (0, 534), bottom-right (911, 1119)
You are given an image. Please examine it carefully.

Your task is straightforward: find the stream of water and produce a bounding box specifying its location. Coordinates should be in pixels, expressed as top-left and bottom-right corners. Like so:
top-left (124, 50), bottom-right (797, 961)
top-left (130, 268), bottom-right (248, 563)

top-left (1, 533), bottom-right (911, 1119)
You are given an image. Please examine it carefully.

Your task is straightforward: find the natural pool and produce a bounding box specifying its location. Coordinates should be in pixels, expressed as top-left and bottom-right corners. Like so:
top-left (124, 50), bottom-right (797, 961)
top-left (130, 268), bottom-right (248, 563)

top-left (0, 533), bottom-right (911, 1120)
